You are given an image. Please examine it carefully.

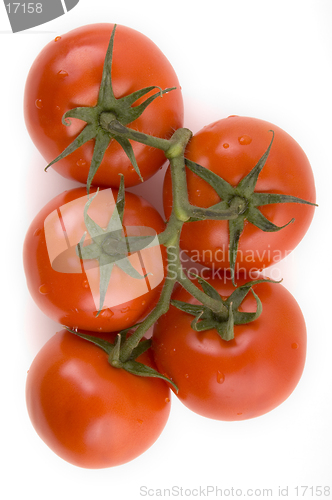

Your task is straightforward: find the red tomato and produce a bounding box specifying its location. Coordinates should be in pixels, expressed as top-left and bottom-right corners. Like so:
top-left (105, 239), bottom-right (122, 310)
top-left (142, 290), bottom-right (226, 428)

top-left (163, 116), bottom-right (316, 272)
top-left (24, 23), bottom-right (183, 188)
top-left (23, 186), bottom-right (166, 332)
top-left (152, 274), bottom-right (307, 421)
top-left (26, 329), bottom-right (171, 468)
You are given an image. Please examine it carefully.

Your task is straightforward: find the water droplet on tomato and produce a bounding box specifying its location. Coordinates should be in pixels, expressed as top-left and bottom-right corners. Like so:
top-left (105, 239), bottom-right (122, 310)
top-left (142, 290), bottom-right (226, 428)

top-left (137, 419), bottom-right (143, 425)
top-left (141, 300), bottom-right (146, 306)
top-left (184, 373), bottom-right (189, 379)
top-left (82, 279), bottom-right (89, 289)
top-left (33, 228), bottom-right (42, 237)
top-left (291, 342), bottom-right (299, 349)
top-left (228, 115), bottom-right (238, 118)
top-left (121, 307), bottom-right (130, 313)
top-left (76, 158), bottom-right (87, 167)
top-left (39, 284), bottom-right (50, 294)
top-left (54, 36), bottom-right (61, 42)
top-left (216, 371), bottom-right (225, 384)
top-left (100, 309), bottom-right (114, 318)
top-left (35, 99), bottom-right (43, 109)
top-left (223, 143), bottom-right (230, 149)
top-left (57, 70), bottom-right (68, 77)
top-left (238, 135), bottom-right (252, 145)
top-left (165, 397), bottom-right (170, 403)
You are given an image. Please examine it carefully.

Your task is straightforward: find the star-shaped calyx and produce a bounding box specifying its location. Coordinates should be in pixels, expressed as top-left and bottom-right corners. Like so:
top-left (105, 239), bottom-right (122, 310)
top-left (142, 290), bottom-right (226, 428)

top-left (65, 327), bottom-right (178, 391)
top-left (171, 275), bottom-right (278, 341)
top-left (45, 24), bottom-right (176, 193)
top-left (185, 131), bottom-right (317, 283)
top-left (76, 176), bottom-right (156, 314)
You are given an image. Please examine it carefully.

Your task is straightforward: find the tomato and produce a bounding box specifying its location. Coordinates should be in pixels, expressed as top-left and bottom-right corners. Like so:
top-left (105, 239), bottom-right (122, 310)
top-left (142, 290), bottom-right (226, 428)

top-left (152, 274), bottom-right (307, 421)
top-left (24, 23), bottom-right (183, 188)
top-left (26, 329), bottom-right (171, 468)
top-left (23, 186), bottom-right (166, 332)
top-left (163, 116), bottom-right (316, 273)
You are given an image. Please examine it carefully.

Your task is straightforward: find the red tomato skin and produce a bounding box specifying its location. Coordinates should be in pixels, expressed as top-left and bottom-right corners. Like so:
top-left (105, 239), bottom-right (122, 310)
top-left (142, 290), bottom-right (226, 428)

top-left (163, 116), bottom-right (316, 272)
top-left (24, 23), bottom-right (184, 188)
top-left (152, 275), bottom-right (307, 421)
top-left (23, 187), bottom-right (166, 332)
top-left (26, 330), bottom-right (171, 468)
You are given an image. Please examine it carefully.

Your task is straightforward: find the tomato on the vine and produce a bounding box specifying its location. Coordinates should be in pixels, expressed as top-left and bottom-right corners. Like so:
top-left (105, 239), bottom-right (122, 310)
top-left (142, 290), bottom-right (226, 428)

top-left (26, 329), bottom-right (171, 468)
top-left (163, 116), bottom-right (316, 273)
top-left (24, 23), bottom-right (184, 188)
top-left (23, 186), bottom-right (166, 332)
top-left (152, 273), bottom-right (307, 421)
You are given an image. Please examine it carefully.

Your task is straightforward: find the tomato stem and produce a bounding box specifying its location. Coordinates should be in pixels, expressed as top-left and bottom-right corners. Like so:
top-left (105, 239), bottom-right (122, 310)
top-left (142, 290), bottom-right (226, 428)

top-left (118, 129), bottom-right (229, 362)
top-left (107, 120), bottom-right (171, 152)
top-left (119, 245), bottom-right (178, 362)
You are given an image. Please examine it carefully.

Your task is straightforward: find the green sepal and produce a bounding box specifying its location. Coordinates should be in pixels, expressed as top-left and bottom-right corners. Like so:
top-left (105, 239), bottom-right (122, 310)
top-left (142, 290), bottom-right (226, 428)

top-left (127, 338), bottom-right (152, 360)
top-left (236, 131), bottom-right (274, 197)
top-left (96, 259), bottom-right (114, 317)
top-left (224, 278), bottom-right (274, 309)
top-left (187, 272), bottom-right (228, 315)
top-left (65, 327), bottom-right (114, 355)
top-left (171, 278), bottom-right (279, 341)
top-left (44, 124), bottom-right (96, 173)
top-left (125, 235), bottom-right (159, 252)
top-left (116, 257), bottom-right (149, 280)
top-left (233, 289), bottom-right (262, 325)
top-left (189, 272), bottom-right (222, 302)
top-left (170, 300), bottom-right (205, 316)
top-left (82, 189), bottom-right (105, 238)
top-left (77, 237), bottom-right (102, 260)
top-left (62, 107), bottom-right (98, 125)
top-left (86, 131), bottom-right (112, 194)
top-left (246, 207), bottom-right (294, 232)
top-left (117, 85), bottom-right (177, 124)
top-left (251, 192), bottom-right (318, 207)
top-left (65, 327), bottom-right (178, 390)
top-left (115, 174), bottom-right (125, 219)
top-left (113, 134), bottom-right (143, 182)
top-left (185, 158), bottom-right (235, 200)
top-left (121, 360), bottom-right (178, 392)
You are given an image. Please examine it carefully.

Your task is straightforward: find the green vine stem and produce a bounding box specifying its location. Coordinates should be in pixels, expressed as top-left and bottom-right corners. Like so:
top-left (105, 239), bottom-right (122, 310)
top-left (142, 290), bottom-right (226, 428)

top-left (117, 128), bottom-right (234, 363)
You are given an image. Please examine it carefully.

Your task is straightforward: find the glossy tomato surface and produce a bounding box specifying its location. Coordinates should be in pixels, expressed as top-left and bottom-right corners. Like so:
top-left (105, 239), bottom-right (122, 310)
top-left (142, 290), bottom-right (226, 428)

top-left (152, 274), bottom-right (307, 421)
top-left (26, 330), bottom-right (171, 468)
top-left (163, 116), bottom-right (316, 272)
top-left (23, 186), bottom-right (166, 332)
top-left (24, 23), bottom-right (184, 187)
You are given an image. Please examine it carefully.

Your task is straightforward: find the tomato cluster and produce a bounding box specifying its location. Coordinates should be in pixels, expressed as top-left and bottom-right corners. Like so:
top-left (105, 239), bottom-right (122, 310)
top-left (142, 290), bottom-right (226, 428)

top-left (23, 23), bottom-right (316, 469)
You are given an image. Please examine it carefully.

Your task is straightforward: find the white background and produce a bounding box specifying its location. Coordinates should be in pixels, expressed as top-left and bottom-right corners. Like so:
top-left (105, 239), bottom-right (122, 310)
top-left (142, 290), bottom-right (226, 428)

top-left (1, 0), bottom-right (331, 498)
